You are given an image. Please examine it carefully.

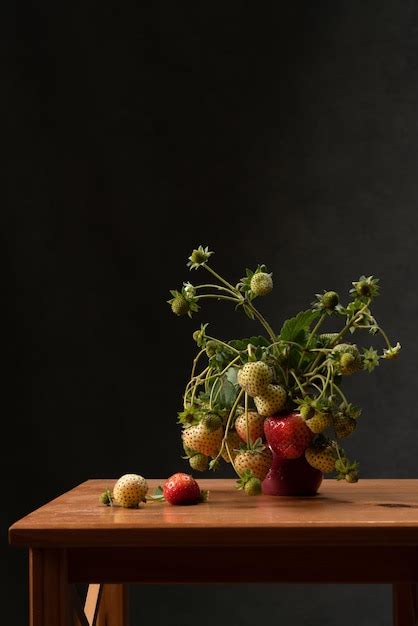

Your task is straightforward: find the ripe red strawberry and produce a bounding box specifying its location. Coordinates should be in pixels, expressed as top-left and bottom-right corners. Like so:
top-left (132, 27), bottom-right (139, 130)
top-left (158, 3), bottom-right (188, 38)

top-left (234, 447), bottom-right (272, 481)
top-left (182, 419), bottom-right (223, 457)
top-left (235, 411), bottom-right (265, 444)
top-left (264, 412), bottom-right (314, 459)
top-left (163, 473), bottom-right (204, 505)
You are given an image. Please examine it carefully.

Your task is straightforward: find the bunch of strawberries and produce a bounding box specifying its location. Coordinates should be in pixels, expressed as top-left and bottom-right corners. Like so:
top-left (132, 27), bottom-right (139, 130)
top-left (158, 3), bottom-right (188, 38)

top-left (169, 246), bottom-right (400, 496)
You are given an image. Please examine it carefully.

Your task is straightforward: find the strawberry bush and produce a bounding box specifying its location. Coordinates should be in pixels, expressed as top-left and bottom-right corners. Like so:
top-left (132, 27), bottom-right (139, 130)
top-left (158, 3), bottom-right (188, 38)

top-left (169, 246), bottom-right (400, 495)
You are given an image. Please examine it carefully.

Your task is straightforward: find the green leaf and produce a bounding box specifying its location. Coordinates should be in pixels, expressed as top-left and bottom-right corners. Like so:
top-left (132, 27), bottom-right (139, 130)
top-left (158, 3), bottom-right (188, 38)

top-left (279, 310), bottom-right (320, 345)
top-left (225, 367), bottom-right (238, 385)
top-left (217, 375), bottom-right (238, 409)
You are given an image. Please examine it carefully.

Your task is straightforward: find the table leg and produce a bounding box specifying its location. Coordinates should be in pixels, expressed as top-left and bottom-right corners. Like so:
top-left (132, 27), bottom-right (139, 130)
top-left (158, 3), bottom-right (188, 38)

top-left (30, 548), bottom-right (71, 626)
top-left (393, 583), bottom-right (418, 626)
top-left (95, 585), bottom-right (129, 626)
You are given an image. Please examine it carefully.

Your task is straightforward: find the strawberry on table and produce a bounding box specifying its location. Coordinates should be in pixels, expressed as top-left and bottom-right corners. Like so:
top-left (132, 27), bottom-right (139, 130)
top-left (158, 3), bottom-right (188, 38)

top-left (112, 474), bottom-right (148, 508)
top-left (163, 473), bottom-right (206, 505)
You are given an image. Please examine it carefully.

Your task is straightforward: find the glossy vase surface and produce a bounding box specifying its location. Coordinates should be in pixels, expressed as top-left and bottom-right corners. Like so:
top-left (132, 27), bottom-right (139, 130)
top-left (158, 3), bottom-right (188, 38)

top-left (262, 450), bottom-right (323, 496)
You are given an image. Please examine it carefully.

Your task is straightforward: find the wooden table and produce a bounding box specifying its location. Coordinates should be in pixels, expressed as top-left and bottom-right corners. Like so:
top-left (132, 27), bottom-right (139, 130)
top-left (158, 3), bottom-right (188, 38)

top-left (8, 479), bottom-right (418, 626)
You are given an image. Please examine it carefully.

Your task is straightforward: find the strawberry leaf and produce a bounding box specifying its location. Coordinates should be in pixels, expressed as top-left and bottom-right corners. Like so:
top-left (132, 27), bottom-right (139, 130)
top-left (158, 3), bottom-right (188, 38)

top-left (279, 310), bottom-right (320, 345)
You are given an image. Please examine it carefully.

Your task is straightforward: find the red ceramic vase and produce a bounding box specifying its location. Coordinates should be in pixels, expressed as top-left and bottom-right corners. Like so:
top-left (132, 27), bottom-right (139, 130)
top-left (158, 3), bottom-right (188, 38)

top-left (262, 413), bottom-right (322, 496)
top-left (261, 451), bottom-right (323, 496)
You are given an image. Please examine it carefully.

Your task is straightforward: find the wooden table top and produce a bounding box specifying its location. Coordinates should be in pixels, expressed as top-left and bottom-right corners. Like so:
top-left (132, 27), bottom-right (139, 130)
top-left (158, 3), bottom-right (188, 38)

top-left (9, 479), bottom-right (418, 548)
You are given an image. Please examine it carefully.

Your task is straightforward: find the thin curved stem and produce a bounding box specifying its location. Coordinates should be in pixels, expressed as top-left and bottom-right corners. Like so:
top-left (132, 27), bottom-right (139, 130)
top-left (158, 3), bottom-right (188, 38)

top-left (331, 381), bottom-right (349, 406)
top-left (195, 284), bottom-right (238, 297)
top-left (205, 336), bottom-right (241, 355)
top-left (289, 370), bottom-right (306, 395)
top-left (202, 264), bottom-right (238, 293)
top-left (297, 313), bottom-right (326, 369)
top-left (246, 302), bottom-right (277, 342)
top-left (212, 388), bottom-right (244, 466)
top-left (195, 294), bottom-right (240, 304)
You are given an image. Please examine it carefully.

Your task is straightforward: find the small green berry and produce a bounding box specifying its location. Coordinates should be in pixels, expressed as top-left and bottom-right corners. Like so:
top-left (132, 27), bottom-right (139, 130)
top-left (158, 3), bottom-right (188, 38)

top-left (189, 453), bottom-right (209, 472)
top-left (100, 490), bottom-right (112, 505)
top-left (300, 404), bottom-right (315, 420)
top-left (205, 340), bottom-right (218, 357)
top-left (345, 471), bottom-right (359, 483)
top-left (244, 477), bottom-right (262, 496)
top-left (171, 294), bottom-right (189, 316)
top-left (322, 291), bottom-right (339, 310)
top-left (202, 414), bottom-right (223, 432)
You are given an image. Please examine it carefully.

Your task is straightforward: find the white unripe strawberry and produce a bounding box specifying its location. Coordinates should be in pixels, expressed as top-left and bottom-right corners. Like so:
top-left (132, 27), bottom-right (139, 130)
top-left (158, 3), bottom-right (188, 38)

top-left (250, 272), bottom-right (273, 296)
top-left (182, 421), bottom-right (223, 457)
top-left (237, 361), bottom-right (272, 397)
top-left (113, 474), bottom-right (148, 508)
top-left (254, 384), bottom-right (287, 416)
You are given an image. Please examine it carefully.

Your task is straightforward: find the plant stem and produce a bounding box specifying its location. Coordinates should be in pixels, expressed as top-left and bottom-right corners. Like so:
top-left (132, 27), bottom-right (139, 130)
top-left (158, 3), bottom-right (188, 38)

top-left (246, 302), bottom-right (277, 342)
top-left (377, 326), bottom-right (393, 349)
top-left (289, 370), bottom-right (306, 395)
top-left (195, 294), bottom-right (240, 304)
top-left (317, 363), bottom-right (332, 400)
top-left (297, 313), bottom-right (326, 369)
top-left (245, 391), bottom-right (250, 446)
top-left (212, 388), bottom-right (244, 465)
top-left (304, 301), bottom-right (371, 375)
top-left (331, 381), bottom-right (349, 406)
top-left (202, 264), bottom-right (238, 293)
top-left (205, 336), bottom-right (241, 355)
top-left (209, 376), bottom-right (220, 409)
top-left (195, 284), bottom-right (238, 297)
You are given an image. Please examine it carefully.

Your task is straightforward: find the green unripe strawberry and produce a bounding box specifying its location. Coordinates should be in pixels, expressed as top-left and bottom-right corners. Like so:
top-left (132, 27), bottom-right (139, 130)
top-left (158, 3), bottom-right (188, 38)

top-left (345, 470), bottom-right (359, 483)
top-left (334, 416), bottom-right (357, 439)
top-left (202, 414), bottom-right (223, 432)
top-left (171, 294), bottom-right (189, 316)
top-left (205, 340), bottom-right (218, 357)
top-left (250, 272), bottom-right (273, 296)
top-left (300, 404), bottom-right (316, 420)
top-left (305, 446), bottom-right (335, 473)
top-left (244, 477), bottom-right (262, 496)
top-left (322, 291), bottom-right (339, 310)
top-left (332, 344), bottom-right (362, 375)
top-left (306, 412), bottom-right (332, 434)
top-left (189, 453), bottom-right (209, 472)
top-left (100, 489), bottom-right (112, 505)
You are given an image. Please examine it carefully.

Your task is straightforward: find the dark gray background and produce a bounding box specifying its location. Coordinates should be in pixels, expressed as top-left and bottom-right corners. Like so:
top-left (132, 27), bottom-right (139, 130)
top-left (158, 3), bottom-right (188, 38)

top-left (4, 1), bottom-right (418, 624)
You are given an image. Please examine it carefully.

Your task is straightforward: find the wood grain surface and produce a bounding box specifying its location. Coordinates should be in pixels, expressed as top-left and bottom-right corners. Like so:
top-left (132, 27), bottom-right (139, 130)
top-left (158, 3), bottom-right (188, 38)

top-left (9, 479), bottom-right (418, 548)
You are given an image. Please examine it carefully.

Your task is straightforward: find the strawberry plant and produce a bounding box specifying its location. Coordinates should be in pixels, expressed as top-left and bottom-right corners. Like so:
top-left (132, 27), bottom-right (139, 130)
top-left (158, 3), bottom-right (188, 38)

top-left (169, 246), bottom-right (400, 494)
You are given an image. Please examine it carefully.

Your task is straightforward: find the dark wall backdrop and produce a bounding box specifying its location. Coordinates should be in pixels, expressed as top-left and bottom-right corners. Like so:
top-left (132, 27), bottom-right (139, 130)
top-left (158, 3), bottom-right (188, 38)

top-left (5, 1), bottom-right (418, 624)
